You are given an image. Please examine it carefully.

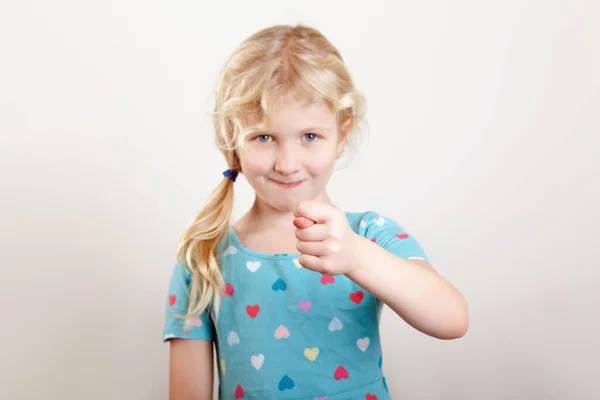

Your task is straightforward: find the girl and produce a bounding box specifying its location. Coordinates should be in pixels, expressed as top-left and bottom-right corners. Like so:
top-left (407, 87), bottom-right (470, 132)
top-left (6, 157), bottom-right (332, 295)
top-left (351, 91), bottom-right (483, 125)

top-left (164, 24), bottom-right (468, 400)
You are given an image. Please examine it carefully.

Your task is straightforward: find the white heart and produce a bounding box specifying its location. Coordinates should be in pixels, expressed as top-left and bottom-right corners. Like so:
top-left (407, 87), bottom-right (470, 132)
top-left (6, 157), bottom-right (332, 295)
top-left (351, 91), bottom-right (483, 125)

top-left (357, 337), bottom-right (370, 352)
top-left (246, 261), bottom-right (261, 272)
top-left (375, 216), bottom-right (385, 226)
top-left (224, 245), bottom-right (237, 255)
top-left (251, 354), bottom-right (264, 370)
top-left (360, 220), bottom-right (367, 228)
top-left (227, 331), bottom-right (240, 345)
top-left (328, 317), bottom-right (343, 332)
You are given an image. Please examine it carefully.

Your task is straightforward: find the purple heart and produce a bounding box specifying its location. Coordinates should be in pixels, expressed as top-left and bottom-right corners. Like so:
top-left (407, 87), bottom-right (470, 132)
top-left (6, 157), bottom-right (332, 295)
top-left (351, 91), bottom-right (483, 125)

top-left (298, 300), bottom-right (312, 312)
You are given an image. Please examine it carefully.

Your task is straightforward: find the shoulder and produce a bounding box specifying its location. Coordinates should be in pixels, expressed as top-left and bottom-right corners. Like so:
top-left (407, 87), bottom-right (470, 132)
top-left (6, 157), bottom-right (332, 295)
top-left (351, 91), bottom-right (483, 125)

top-left (345, 210), bottom-right (431, 263)
top-left (345, 210), bottom-right (404, 236)
top-left (170, 260), bottom-right (193, 286)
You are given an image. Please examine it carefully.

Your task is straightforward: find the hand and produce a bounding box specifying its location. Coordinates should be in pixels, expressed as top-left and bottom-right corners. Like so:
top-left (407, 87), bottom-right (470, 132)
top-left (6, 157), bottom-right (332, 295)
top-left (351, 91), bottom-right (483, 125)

top-left (293, 200), bottom-right (360, 275)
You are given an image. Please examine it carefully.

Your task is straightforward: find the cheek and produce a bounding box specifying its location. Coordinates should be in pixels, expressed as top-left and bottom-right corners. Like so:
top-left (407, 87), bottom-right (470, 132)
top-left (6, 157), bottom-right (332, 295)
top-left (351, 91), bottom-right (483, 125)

top-left (308, 146), bottom-right (337, 172)
top-left (239, 150), bottom-right (271, 175)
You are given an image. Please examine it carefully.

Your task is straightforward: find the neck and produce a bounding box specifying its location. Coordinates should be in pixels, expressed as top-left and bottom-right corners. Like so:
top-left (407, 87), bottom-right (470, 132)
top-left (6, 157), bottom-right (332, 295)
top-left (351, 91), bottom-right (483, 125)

top-left (244, 190), bottom-right (335, 230)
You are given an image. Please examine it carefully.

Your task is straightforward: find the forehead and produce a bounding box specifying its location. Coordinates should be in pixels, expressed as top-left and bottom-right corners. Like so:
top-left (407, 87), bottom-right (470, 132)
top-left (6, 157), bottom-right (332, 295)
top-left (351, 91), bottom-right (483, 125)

top-left (266, 94), bottom-right (337, 134)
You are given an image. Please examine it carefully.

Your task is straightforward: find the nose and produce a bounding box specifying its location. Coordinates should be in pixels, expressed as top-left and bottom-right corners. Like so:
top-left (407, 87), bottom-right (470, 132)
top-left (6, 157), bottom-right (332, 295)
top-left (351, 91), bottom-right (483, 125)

top-left (274, 143), bottom-right (301, 175)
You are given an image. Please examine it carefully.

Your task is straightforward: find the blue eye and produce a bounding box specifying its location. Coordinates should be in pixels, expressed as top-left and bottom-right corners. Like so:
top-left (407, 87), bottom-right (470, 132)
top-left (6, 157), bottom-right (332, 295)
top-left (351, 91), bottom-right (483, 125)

top-left (304, 133), bottom-right (318, 142)
top-left (256, 135), bottom-right (272, 143)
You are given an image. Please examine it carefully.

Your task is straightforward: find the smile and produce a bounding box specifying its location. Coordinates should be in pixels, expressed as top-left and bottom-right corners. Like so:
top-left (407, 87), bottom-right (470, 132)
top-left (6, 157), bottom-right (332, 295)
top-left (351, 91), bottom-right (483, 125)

top-left (270, 179), bottom-right (303, 189)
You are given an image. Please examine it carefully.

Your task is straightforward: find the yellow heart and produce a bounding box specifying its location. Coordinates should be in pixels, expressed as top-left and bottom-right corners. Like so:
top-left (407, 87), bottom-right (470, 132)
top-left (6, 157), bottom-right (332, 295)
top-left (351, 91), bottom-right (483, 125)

top-left (293, 259), bottom-right (302, 268)
top-left (304, 347), bottom-right (320, 362)
top-left (220, 359), bottom-right (226, 374)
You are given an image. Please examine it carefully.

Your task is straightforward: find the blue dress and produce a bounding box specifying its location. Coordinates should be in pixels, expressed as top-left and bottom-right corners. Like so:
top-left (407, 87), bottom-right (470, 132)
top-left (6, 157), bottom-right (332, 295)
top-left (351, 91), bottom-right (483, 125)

top-left (163, 211), bottom-right (430, 400)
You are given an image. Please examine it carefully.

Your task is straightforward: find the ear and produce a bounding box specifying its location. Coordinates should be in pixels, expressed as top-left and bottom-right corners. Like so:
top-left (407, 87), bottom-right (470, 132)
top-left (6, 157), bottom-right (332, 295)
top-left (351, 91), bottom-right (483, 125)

top-left (336, 116), bottom-right (353, 157)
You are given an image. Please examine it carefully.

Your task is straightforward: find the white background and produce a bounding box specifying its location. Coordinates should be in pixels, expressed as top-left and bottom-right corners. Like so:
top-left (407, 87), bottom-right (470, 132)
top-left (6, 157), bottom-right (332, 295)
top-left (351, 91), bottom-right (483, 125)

top-left (1, 0), bottom-right (599, 399)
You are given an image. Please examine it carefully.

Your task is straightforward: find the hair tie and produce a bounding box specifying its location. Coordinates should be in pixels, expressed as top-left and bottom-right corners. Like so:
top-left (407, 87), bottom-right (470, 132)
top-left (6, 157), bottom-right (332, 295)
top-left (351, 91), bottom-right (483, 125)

top-left (223, 169), bottom-right (238, 182)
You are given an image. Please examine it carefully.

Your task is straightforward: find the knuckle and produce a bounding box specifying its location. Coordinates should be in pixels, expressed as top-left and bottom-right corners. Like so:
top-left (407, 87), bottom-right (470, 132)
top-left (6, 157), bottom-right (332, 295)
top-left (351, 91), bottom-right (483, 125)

top-left (321, 259), bottom-right (333, 274)
top-left (296, 201), bottom-right (307, 214)
top-left (324, 239), bottom-right (339, 255)
top-left (331, 241), bottom-right (340, 253)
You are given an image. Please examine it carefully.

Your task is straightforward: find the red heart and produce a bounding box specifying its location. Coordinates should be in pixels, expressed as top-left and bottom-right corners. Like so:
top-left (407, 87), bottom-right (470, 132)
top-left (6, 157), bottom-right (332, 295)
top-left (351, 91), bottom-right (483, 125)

top-left (350, 291), bottom-right (364, 304)
top-left (246, 305), bottom-right (260, 318)
top-left (371, 238), bottom-right (377, 243)
top-left (334, 365), bottom-right (349, 380)
top-left (320, 275), bottom-right (335, 285)
top-left (224, 283), bottom-right (234, 296)
top-left (366, 395), bottom-right (378, 400)
top-left (169, 295), bottom-right (176, 307)
top-left (235, 384), bottom-right (244, 398)
top-left (396, 233), bottom-right (409, 239)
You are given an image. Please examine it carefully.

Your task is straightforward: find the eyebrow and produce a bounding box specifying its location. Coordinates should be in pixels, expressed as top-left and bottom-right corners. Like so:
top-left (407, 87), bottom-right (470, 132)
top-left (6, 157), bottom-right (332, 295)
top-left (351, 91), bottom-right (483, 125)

top-left (298, 126), bottom-right (332, 133)
top-left (260, 126), bottom-right (333, 136)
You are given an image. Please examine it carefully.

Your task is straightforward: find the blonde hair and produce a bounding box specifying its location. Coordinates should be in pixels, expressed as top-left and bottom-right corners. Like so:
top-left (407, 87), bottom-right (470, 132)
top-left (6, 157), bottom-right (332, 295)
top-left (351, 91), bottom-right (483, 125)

top-left (175, 24), bottom-right (367, 329)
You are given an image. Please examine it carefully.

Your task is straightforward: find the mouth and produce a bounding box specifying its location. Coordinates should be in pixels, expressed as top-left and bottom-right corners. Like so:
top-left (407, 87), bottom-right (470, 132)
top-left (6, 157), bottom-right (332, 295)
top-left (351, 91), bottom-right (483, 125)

top-left (270, 179), bottom-right (304, 189)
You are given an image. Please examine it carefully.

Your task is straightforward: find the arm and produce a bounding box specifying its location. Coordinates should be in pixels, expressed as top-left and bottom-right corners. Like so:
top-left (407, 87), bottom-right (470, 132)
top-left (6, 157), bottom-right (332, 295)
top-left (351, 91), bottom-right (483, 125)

top-left (292, 203), bottom-right (468, 340)
top-left (169, 338), bottom-right (214, 400)
top-left (346, 234), bottom-right (468, 340)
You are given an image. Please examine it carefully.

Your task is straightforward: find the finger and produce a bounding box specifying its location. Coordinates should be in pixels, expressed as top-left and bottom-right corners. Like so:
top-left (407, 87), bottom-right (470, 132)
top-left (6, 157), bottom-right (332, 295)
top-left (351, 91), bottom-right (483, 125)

top-left (294, 201), bottom-right (334, 223)
top-left (298, 254), bottom-right (323, 272)
top-left (295, 223), bottom-right (329, 242)
top-left (297, 240), bottom-right (329, 257)
top-left (293, 216), bottom-right (315, 230)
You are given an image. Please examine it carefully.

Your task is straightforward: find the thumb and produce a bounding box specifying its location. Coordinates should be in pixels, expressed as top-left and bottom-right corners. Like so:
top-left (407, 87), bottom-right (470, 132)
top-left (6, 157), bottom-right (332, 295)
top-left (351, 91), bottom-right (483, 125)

top-left (293, 216), bottom-right (315, 229)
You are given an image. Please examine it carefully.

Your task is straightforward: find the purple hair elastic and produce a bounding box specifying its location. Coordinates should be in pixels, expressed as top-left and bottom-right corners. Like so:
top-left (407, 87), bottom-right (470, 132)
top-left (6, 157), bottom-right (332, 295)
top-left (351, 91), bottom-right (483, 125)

top-left (223, 169), bottom-right (238, 182)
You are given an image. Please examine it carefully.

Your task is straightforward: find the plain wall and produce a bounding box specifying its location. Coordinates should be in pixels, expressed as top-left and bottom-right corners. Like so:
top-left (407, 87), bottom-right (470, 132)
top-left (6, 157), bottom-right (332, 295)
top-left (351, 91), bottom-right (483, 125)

top-left (1, 0), bottom-right (599, 399)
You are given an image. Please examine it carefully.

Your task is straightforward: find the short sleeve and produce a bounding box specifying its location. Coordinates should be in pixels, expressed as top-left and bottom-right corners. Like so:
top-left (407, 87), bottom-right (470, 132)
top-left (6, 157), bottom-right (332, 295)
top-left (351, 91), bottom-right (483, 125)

top-left (162, 261), bottom-right (214, 342)
top-left (358, 212), bottom-right (432, 264)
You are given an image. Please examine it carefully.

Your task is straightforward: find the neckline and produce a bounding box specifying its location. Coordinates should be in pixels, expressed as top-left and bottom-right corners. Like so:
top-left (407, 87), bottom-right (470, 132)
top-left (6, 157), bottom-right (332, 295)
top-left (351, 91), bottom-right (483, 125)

top-left (227, 211), bottom-right (354, 260)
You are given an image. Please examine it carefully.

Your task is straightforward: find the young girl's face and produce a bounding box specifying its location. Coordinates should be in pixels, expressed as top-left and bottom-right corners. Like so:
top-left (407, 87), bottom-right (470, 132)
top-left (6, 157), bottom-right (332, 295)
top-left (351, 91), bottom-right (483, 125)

top-left (238, 93), bottom-right (351, 213)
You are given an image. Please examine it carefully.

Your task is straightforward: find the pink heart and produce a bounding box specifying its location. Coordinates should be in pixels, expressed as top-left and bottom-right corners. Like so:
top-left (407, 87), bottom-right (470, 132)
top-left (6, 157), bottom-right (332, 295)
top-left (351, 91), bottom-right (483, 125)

top-left (298, 300), bottom-right (312, 312)
top-left (320, 275), bottom-right (335, 285)
top-left (314, 397), bottom-right (328, 400)
top-left (189, 315), bottom-right (203, 327)
top-left (275, 325), bottom-right (290, 339)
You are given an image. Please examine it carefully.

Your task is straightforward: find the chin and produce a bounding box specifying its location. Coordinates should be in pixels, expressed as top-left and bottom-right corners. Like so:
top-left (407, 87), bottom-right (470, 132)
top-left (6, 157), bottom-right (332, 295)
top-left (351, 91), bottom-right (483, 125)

top-left (274, 203), bottom-right (297, 213)
top-left (262, 192), bottom-right (315, 213)
top-left (268, 197), bottom-right (301, 213)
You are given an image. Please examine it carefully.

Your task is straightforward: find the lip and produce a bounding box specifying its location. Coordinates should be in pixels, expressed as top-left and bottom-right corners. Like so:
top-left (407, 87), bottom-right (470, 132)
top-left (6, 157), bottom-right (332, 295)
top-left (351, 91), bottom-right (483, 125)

top-left (270, 179), bottom-right (304, 189)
